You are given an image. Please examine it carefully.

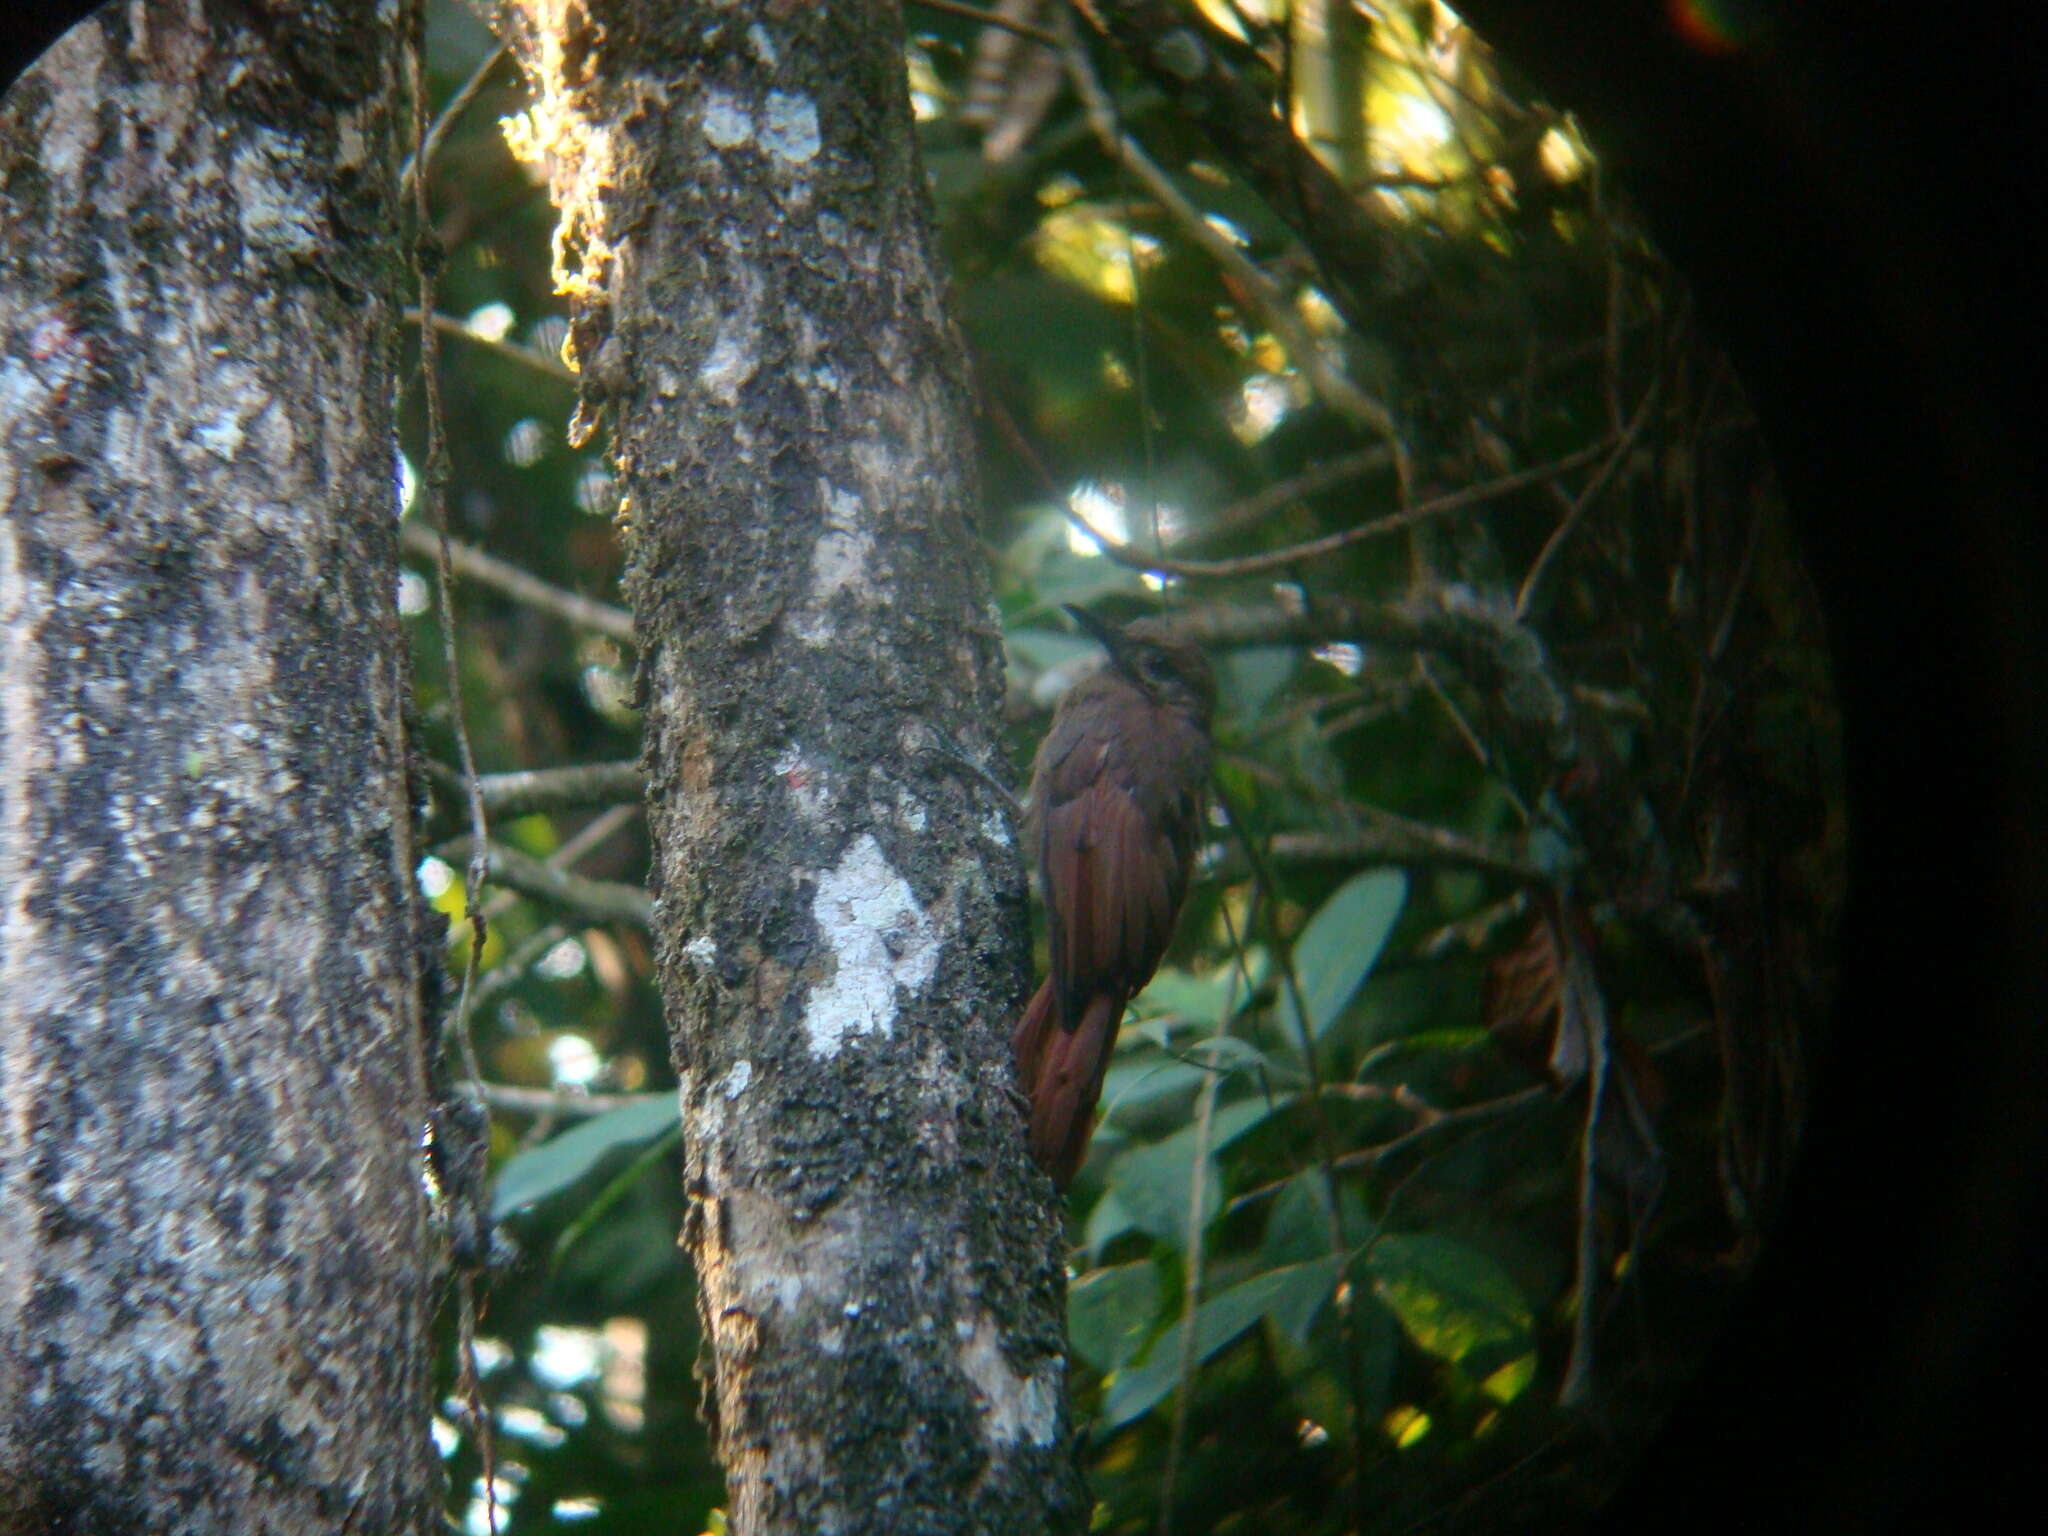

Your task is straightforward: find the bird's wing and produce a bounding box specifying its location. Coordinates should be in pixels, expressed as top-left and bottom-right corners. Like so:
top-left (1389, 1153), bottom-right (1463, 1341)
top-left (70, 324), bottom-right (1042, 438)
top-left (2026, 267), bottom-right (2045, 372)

top-left (1040, 734), bottom-right (1181, 1029)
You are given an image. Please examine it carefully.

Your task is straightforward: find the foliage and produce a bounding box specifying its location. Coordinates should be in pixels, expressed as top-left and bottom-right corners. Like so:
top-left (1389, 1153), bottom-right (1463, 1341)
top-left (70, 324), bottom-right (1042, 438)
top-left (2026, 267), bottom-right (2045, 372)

top-left (404, 1), bottom-right (1842, 1531)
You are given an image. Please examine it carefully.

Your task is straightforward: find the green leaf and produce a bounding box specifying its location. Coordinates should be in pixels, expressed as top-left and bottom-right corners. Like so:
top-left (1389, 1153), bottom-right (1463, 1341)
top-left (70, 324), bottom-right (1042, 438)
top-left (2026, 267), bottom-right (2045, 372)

top-left (1068, 1261), bottom-right (1161, 1371)
top-left (1132, 957), bottom-right (1263, 1024)
top-left (1289, 868), bottom-right (1409, 1039)
top-left (1223, 646), bottom-right (1299, 723)
top-left (1098, 1256), bottom-right (1343, 1432)
top-left (1364, 1232), bottom-right (1533, 1365)
top-left (490, 1094), bottom-right (679, 1220)
top-left (1106, 1097), bottom-right (1274, 1250)
top-left (1260, 1168), bottom-right (1374, 1270)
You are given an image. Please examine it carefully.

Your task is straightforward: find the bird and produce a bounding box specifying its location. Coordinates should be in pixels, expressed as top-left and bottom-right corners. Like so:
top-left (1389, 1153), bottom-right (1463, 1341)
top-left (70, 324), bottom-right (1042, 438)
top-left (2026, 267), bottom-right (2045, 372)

top-left (1012, 605), bottom-right (1216, 1189)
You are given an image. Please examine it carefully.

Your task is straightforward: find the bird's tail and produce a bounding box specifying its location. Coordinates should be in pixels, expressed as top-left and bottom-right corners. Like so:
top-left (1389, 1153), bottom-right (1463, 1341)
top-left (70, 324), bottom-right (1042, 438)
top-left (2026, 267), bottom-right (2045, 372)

top-left (1011, 979), bottom-right (1123, 1189)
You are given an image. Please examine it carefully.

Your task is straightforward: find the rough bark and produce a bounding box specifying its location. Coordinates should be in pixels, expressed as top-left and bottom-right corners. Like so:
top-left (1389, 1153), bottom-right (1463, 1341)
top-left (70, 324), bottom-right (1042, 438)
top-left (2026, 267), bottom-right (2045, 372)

top-left (0, 4), bottom-right (436, 1531)
top-left (497, 3), bottom-right (1084, 1531)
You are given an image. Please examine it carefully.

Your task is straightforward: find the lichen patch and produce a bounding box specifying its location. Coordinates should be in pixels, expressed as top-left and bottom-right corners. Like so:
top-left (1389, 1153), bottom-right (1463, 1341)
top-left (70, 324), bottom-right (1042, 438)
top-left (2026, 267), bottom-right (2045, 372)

top-left (801, 834), bottom-right (937, 1056)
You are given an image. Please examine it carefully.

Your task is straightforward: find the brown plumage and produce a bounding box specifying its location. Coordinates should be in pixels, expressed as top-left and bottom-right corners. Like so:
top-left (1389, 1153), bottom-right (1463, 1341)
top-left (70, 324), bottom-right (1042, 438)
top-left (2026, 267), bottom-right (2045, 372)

top-left (1012, 606), bottom-right (1216, 1188)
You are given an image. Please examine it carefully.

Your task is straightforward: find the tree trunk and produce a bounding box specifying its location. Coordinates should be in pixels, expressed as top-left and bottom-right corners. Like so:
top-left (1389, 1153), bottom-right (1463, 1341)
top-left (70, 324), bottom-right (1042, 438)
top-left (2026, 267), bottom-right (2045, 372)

top-left (498, 3), bottom-right (1084, 1531)
top-left (0, 5), bottom-right (436, 1531)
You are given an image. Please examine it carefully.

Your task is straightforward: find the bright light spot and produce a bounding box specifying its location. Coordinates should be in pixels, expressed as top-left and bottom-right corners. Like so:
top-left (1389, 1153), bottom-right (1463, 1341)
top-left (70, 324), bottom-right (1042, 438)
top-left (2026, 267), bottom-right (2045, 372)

top-left (554, 1499), bottom-right (603, 1523)
top-left (499, 1404), bottom-right (567, 1449)
top-left (1066, 480), bottom-right (1128, 555)
top-left (1383, 1404), bottom-right (1433, 1449)
top-left (504, 418), bottom-right (547, 467)
top-left (575, 463), bottom-right (616, 516)
top-left (531, 1325), bottom-right (604, 1390)
top-left (465, 302), bottom-right (516, 342)
top-left (398, 569), bottom-right (431, 618)
top-left (548, 1033), bottom-right (601, 1087)
top-left (1032, 209), bottom-right (1161, 306)
top-left (548, 1391), bottom-right (589, 1427)
top-left (1481, 1353), bottom-right (1538, 1404)
top-left (1140, 571), bottom-right (1168, 593)
top-left (416, 856), bottom-right (454, 900)
top-left (1230, 372), bottom-right (1295, 444)
top-left (1036, 171), bottom-right (1084, 209)
top-left (582, 664), bottom-right (634, 722)
top-left (1313, 642), bottom-right (1365, 677)
top-left (471, 1336), bottom-right (513, 1375)
top-left (1539, 124), bottom-right (1588, 183)
top-left (1297, 286), bottom-right (1345, 336)
top-left (1297, 1418), bottom-right (1331, 1448)
top-left (602, 1316), bottom-right (649, 1432)
top-left (431, 1416), bottom-right (461, 1457)
top-left (906, 44), bottom-right (945, 122)
top-left (397, 452), bottom-right (417, 517)
top-left (465, 1476), bottom-right (522, 1536)
top-left (538, 936), bottom-right (589, 981)
top-left (1391, 94), bottom-right (1453, 160)
top-left (1202, 212), bottom-right (1247, 246)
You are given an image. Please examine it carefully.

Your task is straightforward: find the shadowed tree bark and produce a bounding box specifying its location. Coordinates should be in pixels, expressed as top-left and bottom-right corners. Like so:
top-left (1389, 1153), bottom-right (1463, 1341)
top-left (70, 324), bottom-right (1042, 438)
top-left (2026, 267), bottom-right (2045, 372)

top-left (0, 4), bottom-right (438, 1530)
top-left (496, 2), bottom-right (1085, 1531)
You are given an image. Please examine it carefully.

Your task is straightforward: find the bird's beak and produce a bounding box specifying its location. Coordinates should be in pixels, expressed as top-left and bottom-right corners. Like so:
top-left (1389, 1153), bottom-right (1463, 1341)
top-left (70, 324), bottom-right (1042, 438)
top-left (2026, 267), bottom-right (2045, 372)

top-left (1061, 604), bottom-right (1133, 670)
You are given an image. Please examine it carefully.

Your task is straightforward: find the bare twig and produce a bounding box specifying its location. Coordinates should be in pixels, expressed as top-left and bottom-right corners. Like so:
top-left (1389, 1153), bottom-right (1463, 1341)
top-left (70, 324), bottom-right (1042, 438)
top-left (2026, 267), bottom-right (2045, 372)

top-left (1204, 815), bottom-right (1541, 885)
top-left (404, 306), bottom-right (579, 386)
top-left (400, 520), bottom-right (635, 645)
top-left (428, 758), bottom-right (643, 817)
top-left (1514, 380), bottom-right (1662, 620)
top-left (1092, 439), bottom-right (1613, 580)
top-left (439, 835), bottom-right (653, 929)
top-left (910, 0), bottom-right (1059, 46)
top-left (400, 44), bottom-right (507, 203)
top-left (1193, 444), bottom-right (1395, 550)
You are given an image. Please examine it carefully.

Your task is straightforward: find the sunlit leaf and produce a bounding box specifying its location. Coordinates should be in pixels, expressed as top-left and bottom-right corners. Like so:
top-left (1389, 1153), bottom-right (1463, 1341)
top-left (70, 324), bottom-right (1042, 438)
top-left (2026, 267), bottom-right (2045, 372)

top-left (1364, 1232), bottom-right (1532, 1365)
top-left (1290, 868), bottom-right (1409, 1039)
top-left (491, 1094), bottom-right (678, 1220)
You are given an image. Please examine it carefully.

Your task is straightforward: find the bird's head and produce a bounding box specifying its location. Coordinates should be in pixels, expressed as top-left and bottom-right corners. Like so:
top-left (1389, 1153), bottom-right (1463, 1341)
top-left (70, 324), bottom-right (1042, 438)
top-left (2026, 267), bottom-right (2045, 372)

top-left (1062, 605), bottom-right (1217, 728)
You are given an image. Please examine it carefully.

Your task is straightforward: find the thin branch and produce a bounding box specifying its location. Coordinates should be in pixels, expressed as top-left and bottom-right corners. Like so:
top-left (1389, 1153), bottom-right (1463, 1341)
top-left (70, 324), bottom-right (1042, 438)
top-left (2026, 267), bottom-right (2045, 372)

top-left (469, 921), bottom-right (570, 1015)
top-left (405, 306), bottom-right (579, 386)
top-left (1092, 439), bottom-right (1614, 580)
top-left (477, 802), bottom-right (641, 927)
top-left (400, 44), bottom-right (507, 203)
top-left (1207, 817), bottom-right (1543, 886)
top-left (909, 0), bottom-right (1059, 47)
top-left (1192, 444), bottom-right (1395, 551)
top-left (400, 520), bottom-right (636, 645)
top-left (438, 836), bottom-right (653, 929)
top-left (1514, 379), bottom-right (1662, 620)
top-left (429, 758), bottom-right (643, 818)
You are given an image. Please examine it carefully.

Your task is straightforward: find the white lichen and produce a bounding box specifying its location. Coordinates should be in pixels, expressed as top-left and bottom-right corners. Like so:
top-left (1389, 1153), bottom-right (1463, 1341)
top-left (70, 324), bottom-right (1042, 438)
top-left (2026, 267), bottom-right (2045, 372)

top-left (957, 1315), bottom-right (1061, 1447)
top-left (718, 1059), bottom-right (753, 1099)
top-left (801, 834), bottom-right (937, 1056)
top-left (761, 92), bottom-right (821, 165)
top-left (697, 321), bottom-right (757, 404)
top-left (701, 91), bottom-right (753, 149)
top-left (791, 483), bottom-right (873, 645)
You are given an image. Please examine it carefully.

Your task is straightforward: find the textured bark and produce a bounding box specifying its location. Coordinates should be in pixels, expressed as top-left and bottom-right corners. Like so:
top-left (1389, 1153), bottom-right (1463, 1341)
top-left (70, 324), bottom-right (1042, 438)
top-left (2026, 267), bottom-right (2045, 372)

top-left (0, 4), bottom-right (436, 1532)
top-left (498, 3), bottom-right (1084, 1531)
